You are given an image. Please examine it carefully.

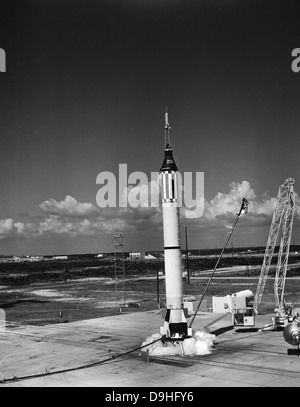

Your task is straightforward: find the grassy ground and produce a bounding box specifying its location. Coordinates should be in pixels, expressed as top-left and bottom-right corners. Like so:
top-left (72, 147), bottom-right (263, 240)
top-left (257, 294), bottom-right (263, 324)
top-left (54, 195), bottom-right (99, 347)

top-left (1, 256), bottom-right (300, 326)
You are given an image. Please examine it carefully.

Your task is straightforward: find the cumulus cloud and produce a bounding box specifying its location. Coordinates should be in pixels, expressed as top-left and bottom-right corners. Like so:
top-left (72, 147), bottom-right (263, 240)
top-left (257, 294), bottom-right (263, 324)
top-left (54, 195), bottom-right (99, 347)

top-left (37, 194), bottom-right (162, 238)
top-left (38, 214), bottom-right (128, 238)
top-left (39, 195), bottom-right (99, 217)
top-left (199, 180), bottom-right (300, 227)
top-left (204, 180), bottom-right (256, 221)
top-left (181, 197), bottom-right (205, 219)
top-left (13, 222), bottom-right (41, 238)
top-left (124, 176), bottom-right (160, 208)
top-left (124, 172), bottom-right (205, 218)
top-left (0, 218), bottom-right (15, 238)
top-left (1, 180), bottom-right (299, 245)
top-left (0, 218), bottom-right (40, 239)
top-left (182, 180), bottom-right (300, 250)
top-left (295, 192), bottom-right (300, 218)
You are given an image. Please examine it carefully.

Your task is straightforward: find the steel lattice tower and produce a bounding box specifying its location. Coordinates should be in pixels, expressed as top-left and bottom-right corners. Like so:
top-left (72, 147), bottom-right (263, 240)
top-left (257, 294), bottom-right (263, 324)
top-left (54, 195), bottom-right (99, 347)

top-left (114, 232), bottom-right (125, 304)
top-left (253, 178), bottom-right (295, 314)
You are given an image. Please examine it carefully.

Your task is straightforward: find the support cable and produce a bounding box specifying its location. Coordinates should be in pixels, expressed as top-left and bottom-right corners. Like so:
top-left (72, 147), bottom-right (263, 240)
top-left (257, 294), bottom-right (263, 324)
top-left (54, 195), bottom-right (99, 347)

top-left (0, 334), bottom-right (166, 384)
top-left (189, 198), bottom-right (249, 328)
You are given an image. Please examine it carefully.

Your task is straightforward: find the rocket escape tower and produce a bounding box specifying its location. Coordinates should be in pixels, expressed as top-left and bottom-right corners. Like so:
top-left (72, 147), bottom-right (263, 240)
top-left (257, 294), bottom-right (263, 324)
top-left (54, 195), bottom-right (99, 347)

top-left (160, 109), bottom-right (178, 172)
top-left (159, 109), bottom-right (192, 341)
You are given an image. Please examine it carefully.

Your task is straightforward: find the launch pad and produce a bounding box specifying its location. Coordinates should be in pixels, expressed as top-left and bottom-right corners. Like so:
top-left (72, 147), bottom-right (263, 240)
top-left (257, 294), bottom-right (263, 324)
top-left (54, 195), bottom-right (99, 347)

top-left (1, 309), bottom-right (300, 387)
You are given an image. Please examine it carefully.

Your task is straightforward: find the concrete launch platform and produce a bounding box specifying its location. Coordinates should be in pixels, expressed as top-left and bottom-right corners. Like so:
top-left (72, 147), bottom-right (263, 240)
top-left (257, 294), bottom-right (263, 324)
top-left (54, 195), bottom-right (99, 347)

top-left (0, 309), bottom-right (300, 387)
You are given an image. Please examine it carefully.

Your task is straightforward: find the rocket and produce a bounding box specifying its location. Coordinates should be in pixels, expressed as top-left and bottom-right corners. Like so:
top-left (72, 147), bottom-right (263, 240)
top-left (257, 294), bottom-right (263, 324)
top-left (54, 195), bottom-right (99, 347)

top-left (159, 109), bottom-right (192, 341)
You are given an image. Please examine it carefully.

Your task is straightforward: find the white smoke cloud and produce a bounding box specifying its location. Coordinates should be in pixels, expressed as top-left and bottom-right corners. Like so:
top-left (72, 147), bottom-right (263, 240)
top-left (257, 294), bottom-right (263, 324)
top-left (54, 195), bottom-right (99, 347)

top-left (141, 331), bottom-right (217, 356)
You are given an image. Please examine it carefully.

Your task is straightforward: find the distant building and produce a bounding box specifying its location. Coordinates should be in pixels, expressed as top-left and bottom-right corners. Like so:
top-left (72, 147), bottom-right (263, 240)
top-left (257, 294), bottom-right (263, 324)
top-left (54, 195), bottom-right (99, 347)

top-left (129, 252), bottom-right (145, 260)
top-left (128, 252), bottom-right (157, 261)
top-left (52, 255), bottom-right (68, 260)
top-left (145, 253), bottom-right (157, 260)
top-left (29, 256), bottom-right (43, 262)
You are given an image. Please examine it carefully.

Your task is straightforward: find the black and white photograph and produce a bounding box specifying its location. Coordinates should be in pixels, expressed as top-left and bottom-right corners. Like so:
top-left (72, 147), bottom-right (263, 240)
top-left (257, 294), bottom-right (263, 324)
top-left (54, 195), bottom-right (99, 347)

top-left (0, 0), bottom-right (300, 390)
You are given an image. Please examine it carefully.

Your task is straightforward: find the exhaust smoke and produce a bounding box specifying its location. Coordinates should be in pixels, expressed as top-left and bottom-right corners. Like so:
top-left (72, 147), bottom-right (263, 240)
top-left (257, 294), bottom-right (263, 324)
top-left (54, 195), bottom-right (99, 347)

top-left (141, 331), bottom-right (217, 356)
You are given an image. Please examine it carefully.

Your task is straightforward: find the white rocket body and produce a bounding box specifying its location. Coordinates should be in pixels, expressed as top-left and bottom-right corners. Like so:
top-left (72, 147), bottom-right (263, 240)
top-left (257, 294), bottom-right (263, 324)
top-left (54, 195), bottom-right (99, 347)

top-left (161, 173), bottom-right (182, 309)
top-left (159, 111), bottom-right (192, 340)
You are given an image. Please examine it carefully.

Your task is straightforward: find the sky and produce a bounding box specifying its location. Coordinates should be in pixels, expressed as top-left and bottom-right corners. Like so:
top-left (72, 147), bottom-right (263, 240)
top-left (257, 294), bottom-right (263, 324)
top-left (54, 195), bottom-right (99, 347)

top-left (0, 0), bottom-right (299, 255)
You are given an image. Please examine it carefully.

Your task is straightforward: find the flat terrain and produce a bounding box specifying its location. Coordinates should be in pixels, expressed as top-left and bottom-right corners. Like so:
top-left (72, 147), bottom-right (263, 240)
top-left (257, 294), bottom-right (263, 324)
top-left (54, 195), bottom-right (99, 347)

top-left (1, 255), bottom-right (300, 326)
top-left (0, 255), bottom-right (300, 388)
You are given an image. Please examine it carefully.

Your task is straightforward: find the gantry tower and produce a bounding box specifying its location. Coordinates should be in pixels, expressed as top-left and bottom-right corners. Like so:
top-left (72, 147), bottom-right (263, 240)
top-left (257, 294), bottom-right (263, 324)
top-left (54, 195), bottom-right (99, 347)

top-left (253, 177), bottom-right (295, 329)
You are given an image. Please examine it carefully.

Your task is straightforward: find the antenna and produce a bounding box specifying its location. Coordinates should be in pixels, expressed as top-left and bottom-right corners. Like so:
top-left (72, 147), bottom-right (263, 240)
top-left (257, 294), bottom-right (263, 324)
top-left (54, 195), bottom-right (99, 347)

top-left (164, 106), bottom-right (171, 150)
